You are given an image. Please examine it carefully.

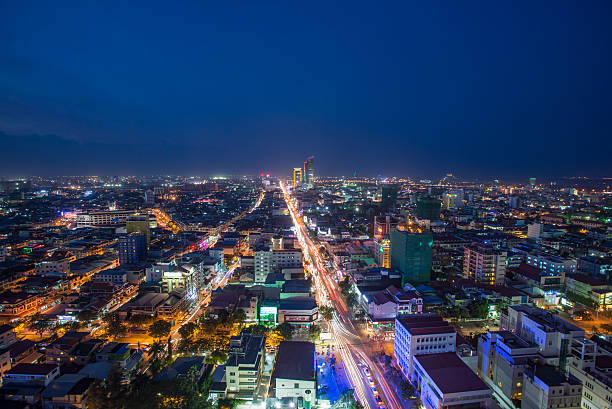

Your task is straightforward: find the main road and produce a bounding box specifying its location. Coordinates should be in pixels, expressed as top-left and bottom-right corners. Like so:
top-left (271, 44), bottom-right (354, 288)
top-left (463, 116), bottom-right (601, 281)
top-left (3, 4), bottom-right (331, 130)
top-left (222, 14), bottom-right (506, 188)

top-left (280, 181), bottom-right (403, 409)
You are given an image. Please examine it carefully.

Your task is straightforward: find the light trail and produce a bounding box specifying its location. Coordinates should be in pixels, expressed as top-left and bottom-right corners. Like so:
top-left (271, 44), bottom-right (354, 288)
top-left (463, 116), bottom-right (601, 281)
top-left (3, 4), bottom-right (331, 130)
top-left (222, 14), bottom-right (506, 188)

top-left (281, 181), bottom-right (405, 409)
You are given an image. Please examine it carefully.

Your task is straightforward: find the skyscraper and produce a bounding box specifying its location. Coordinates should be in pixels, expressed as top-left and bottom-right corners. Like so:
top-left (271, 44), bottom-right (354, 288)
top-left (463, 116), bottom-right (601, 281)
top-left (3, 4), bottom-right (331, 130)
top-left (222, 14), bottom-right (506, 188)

top-left (303, 156), bottom-right (315, 188)
top-left (292, 167), bottom-right (303, 187)
top-left (391, 228), bottom-right (433, 285)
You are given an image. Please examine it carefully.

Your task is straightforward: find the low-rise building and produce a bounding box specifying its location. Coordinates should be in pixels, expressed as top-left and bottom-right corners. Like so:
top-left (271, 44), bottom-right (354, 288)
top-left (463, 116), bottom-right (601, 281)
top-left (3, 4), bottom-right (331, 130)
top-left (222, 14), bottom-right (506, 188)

top-left (0, 324), bottom-right (17, 348)
top-left (413, 352), bottom-right (492, 409)
top-left (41, 373), bottom-right (94, 409)
top-left (271, 341), bottom-right (316, 409)
top-left (521, 365), bottom-right (582, 409)
top-left (278, 297), bottom-right (318, 327)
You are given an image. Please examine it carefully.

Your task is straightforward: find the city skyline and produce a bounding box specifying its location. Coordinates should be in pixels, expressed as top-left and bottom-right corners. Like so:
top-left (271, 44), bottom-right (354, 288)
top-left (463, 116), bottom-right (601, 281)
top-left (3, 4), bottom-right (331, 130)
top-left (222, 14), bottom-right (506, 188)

top-left (2, 2), bottom-right (612, 178)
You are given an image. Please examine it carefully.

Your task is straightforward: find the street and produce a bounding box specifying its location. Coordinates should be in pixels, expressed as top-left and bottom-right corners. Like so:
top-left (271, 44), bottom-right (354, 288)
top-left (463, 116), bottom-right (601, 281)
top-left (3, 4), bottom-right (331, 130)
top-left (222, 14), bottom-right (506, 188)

top-left (280, 181), bottom-right (403, 409)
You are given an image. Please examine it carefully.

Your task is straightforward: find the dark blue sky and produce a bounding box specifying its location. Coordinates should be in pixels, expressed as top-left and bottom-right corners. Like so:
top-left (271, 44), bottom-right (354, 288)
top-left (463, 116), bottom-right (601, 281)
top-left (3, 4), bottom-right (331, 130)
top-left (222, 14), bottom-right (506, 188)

top-left (1, 1), bottom-right (611, 180)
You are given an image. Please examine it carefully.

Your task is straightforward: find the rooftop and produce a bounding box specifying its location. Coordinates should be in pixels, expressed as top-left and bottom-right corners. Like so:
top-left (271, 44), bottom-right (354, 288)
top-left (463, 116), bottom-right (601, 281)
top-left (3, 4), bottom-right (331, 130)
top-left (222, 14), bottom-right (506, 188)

top-left (396, 314), bottom-right (455, 336)
top-left (272, 341), bottom-right (315, 382)
top-left (415, 352), bottom-right (490, 394)
top-left (6, 363), bottom-right (58, 376)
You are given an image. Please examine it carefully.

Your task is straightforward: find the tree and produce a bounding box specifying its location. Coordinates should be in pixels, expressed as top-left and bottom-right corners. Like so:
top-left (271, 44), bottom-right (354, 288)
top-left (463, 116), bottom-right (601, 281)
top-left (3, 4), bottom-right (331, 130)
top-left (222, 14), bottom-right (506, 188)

top-left (468, 299), bottom-right (489, 320)
top-left (206, 349), bottom-right (227, 365)
top-left (319, 306), bottom-right (334, 321)
top-left (601, 323), bottom-right (612, 333)
top-left (346, 291), bottom-right (359, 308)
top-left (149, 341), bottom-right (166, 361)
top-left (217, 398), bottom-right (239, 409)
top-left (148, 320), bottom-right (172, 341)
top-left (495, 302), bottom-right (508, 316)
top-left (84, 364), bottom-right (127, 409)
top-left (178, 322), bottom-right (198, 340)
top-left (27, 313), bottom-right (52, 338)
top-left (339, 277), bottom-right (352, 296)
top-left (128, 314), bottom-right (154, 328)
top-left (217, 310), bottom-right (230, 325)
top-left (339, 390), bottom-right (364, 409)
top-left (244, 324), bottom-right (270, 336)
top-left (275, 322), bottom-right (294, 340)
top-left (104, 312), bottom-right (127, 340)
top-left (309, 324), bottom-right (321, 341)
top-left (77, 310), bottom-right (97, 323)
top-left (167, 336), bottom-right (173, 361)
top-left (400, 380), bottom-right (415, 400)
top-left (232, 309), bottom-right (246, 326)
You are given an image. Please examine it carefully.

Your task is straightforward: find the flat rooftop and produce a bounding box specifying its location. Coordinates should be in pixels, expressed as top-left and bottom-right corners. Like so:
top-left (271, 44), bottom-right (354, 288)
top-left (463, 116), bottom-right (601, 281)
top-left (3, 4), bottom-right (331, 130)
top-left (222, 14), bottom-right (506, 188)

top-left (396, 314), bottom-right (455, 336)
top-left (272, 341), bottom-right (315, 382)
top-left (415, 353), bottom-right (490, 395)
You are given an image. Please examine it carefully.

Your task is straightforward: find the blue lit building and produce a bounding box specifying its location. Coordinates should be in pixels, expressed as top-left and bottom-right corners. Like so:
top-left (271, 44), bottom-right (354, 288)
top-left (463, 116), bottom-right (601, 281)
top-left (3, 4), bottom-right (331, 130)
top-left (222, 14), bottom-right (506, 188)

top-left (118, 232), bottom-right (146, 265)
top-left (525, 252), bottom-right (576, 278)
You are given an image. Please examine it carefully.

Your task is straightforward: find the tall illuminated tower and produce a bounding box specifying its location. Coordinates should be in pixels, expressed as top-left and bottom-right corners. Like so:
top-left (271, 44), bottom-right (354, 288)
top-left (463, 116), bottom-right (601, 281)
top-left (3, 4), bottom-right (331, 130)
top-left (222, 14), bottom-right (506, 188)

top-left (292, 168), bottom-right (303, 187)
top-left (303, 156), bottom-right (315, 188)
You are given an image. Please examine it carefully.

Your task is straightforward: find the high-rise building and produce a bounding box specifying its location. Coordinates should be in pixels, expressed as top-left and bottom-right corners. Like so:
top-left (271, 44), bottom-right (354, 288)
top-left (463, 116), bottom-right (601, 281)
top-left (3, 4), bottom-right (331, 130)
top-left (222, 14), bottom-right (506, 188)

top-left (508, 195), bottom-right (520, 209)
top-left (463, 243), bottom-right (507, 286)
top-left (373, 215), bottom-right (398, 236)
top-left (380, 185), bottom-right (398, 209)
top-left (529, 177), bottom-right (536, 187)
top-left (303, 156), bottom-right (314, 188)
top-left (118, 232), bottom-right (146, 265)
top-left (527, 223), bottom-right (543, 239)
top-left (292, 168), bottom-right (302, 187)
top-left (390, 228), bottom-right (432, 285)
top-left (416, 196), bottom-right (441, 220)
top-left (374, 235), bottom-right (391, 268)
top-left (442, 193), bottom-right (456, 210)
top-left (126, 214), bottom-right (150, 248)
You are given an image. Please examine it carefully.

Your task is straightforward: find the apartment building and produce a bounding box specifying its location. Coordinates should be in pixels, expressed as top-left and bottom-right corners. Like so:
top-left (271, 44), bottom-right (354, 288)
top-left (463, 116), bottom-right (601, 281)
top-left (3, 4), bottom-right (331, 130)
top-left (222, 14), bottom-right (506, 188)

top-left (521, 365), bottom-right (582, 409)
top-left (501, 305), bottom-right (584, 371)
top-left (224, 332), bottom-right (266, 399)
top-left (394, 314), bottom-right (456, 380)
top-left (477, 330), bottom-right (539, 401)
top-left (254, 245), bottom-right (302, 283)
top-left (463, 243), bottom-right (507, 286)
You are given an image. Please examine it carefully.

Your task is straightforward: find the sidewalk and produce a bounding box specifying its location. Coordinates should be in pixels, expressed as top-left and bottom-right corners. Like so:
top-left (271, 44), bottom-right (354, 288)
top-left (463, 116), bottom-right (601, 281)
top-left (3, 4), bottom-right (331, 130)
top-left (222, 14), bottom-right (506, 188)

top-left (316, 348), bottom-right (350, 404)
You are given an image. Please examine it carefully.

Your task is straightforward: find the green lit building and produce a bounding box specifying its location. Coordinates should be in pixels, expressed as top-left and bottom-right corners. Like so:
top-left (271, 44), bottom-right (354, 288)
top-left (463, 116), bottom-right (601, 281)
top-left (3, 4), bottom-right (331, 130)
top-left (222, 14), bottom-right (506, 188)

top-left (380, 185), bottom-right (398, 209)
top-left (416, 196), bottom-right (441, 220)
top-left (391, 229), bottom-right (433, 285)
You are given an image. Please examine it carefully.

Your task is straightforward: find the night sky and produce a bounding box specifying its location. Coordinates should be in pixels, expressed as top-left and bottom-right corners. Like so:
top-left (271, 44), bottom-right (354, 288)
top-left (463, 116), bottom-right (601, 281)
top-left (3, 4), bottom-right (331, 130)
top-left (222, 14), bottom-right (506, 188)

top-left (1, 1), bottom-right (611, 180)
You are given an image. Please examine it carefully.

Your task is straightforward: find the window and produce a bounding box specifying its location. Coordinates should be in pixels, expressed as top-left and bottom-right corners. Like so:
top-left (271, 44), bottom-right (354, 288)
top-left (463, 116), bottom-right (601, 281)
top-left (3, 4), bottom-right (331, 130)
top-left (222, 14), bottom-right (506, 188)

top-left (294, 383), bottom-right (299, 388)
